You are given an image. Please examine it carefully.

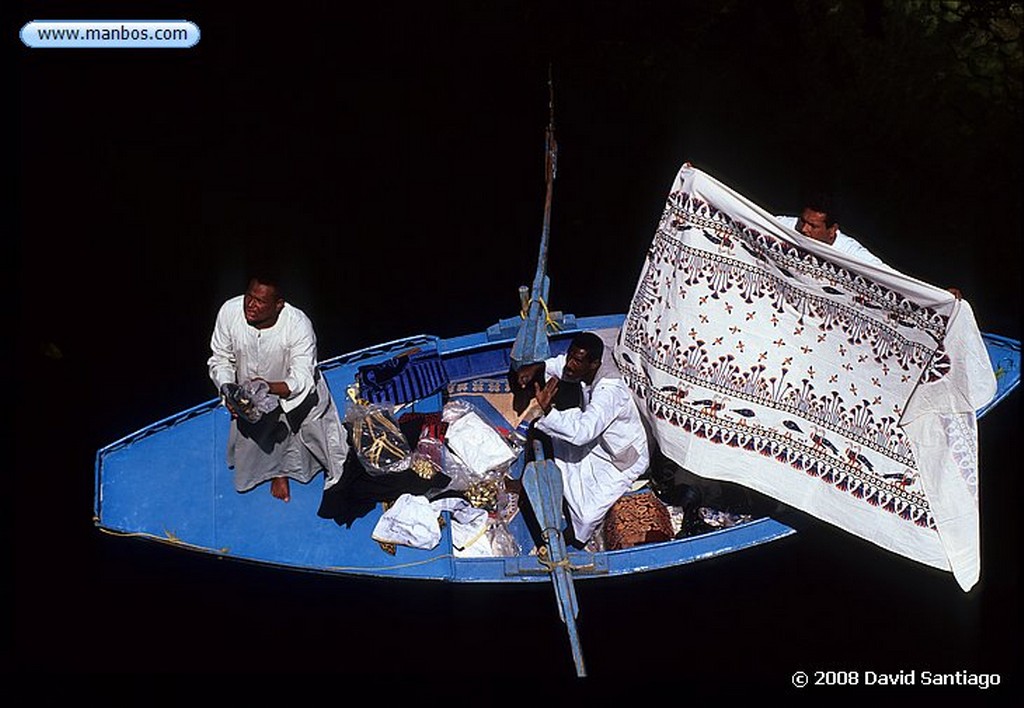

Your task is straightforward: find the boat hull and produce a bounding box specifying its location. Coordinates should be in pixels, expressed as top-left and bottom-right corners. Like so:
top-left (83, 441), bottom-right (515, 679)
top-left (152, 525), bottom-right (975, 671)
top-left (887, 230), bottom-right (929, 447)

top-left (94, 314), bottom-right (1019, 581)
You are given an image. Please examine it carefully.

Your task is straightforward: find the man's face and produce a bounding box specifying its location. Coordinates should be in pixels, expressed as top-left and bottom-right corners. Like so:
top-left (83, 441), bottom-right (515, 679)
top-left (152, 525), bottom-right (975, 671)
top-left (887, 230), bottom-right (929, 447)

top-left (243, 280), bottom-right (283, 328)
top-left (795, 208), bottom-right (838, 245)
top-left (562, 344), bottom-right (600, 383)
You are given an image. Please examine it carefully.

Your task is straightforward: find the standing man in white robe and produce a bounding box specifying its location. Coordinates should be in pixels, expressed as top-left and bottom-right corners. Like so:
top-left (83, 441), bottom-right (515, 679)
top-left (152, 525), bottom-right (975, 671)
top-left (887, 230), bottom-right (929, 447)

top-left (775, 192), bottom-right (963, 297)
top-left (208, 274), bottom-right (349, 501)
top-left (776, 211), bottom-right (889, 268)
top-left (514, 332), bottom-right (650, 545)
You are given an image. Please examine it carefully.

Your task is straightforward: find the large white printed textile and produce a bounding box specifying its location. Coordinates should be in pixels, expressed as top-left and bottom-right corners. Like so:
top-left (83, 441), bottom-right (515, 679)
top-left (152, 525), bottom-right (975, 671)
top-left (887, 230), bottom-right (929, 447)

top-left (614, 165), bottom-right (996, 590)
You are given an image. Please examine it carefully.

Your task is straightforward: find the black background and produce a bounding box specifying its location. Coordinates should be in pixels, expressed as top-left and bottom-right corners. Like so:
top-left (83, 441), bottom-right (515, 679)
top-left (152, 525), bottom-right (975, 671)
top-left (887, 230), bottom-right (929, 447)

top-left (13, 1), bottom-right (1020, 692)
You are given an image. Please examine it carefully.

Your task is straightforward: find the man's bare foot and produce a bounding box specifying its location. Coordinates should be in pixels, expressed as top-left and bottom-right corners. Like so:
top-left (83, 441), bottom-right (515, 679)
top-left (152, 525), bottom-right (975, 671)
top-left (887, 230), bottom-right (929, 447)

top-left (271, 476), bottom-right (291, 502)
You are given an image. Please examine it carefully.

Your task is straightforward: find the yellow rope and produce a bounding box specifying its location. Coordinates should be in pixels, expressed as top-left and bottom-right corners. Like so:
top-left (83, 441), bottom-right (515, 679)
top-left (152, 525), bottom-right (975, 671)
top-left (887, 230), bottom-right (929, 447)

top-left (97, 523), bottom-right (457, 574)
top-left (358, 414), bottom-right (408, 469)
top-left (519, 297), bottom-right (562, 333)
top-left (96, 525), bottom-right (231, 554)
top-left (97, 523), bottom-right (598, 576)
top-left (453, 521), bottom-right (490, 552)
top-left (347, 383), bottom-right (367, 405)
top-left (536, 554), bottom-right (573, 571)
top-left (324, 554), bottom-right (457, 573)
top-left (347, 381), bottom-right (409, 469)
top-left (535, 541), bottom-right (593, 572)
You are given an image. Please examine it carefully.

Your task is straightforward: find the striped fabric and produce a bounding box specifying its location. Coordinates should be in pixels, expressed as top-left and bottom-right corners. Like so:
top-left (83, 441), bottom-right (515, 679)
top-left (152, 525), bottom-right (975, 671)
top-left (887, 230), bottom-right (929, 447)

top-left (358, 352), bottom-right (450, 405)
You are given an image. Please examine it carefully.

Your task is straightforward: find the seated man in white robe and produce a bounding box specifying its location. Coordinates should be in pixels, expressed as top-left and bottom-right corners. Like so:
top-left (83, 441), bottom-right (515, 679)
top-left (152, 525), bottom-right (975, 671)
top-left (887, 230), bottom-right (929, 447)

top-left (208, 273), bottom-right (349, 502)
top-left (513, 332), bottom-right (650, 547)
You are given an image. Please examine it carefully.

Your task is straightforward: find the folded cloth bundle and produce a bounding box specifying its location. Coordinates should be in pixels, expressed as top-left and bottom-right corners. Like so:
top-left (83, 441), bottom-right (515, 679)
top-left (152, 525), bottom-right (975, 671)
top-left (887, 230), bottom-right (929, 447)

top-left (371, 494), bottom-right (442, 550)
top-left (221, 379), bottom-right (280, 423)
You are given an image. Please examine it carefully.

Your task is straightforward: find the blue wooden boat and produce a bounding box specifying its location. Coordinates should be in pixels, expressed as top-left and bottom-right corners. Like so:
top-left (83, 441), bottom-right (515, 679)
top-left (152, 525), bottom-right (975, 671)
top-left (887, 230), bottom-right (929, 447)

top-left (91, 317), bottom-right (1021, 551)
top-left (92, 86), bottom-right (1021, 675)
top-left (92, 313), bottom-right (1020, 671)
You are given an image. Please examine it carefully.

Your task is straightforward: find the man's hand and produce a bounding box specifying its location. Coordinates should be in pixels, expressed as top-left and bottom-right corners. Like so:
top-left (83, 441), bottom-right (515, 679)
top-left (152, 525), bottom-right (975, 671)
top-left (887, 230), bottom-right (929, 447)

top-left (512, 362), bottom-right (545, 391)
top-left (533, 376), bottom-right (560, 415)
top-left (252, 377), bottom-right (291, 398)
top-left (219, 383), bottom-right (241, 418)
top-left (947, 287), bottom-right (963, 300)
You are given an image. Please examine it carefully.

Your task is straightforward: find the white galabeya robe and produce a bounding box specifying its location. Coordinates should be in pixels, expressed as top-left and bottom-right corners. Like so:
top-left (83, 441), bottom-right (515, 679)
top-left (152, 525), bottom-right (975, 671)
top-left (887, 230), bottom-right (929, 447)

top-left (535, 353), bottom-right (650, 542)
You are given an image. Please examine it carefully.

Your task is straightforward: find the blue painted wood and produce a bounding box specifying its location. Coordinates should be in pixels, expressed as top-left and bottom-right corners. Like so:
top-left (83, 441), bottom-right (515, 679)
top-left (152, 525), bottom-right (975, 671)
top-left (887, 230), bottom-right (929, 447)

top-left (978, 332), bottom-right (1020, 418)
top-left (522, 441), bottom-right (586, 676)
top-left (94, 314), bottom-right (1019, 584)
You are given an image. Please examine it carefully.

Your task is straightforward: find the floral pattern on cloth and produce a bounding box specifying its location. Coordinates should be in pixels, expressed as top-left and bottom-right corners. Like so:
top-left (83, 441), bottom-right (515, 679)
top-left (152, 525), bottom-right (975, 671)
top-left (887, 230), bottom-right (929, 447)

top-left (615, 165), bottom-right (996, 590)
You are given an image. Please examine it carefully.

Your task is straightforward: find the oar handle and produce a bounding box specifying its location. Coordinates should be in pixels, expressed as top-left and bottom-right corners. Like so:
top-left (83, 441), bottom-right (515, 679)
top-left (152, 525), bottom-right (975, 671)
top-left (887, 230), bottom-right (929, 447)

top-left (533, 439), bottom-right (546, 462)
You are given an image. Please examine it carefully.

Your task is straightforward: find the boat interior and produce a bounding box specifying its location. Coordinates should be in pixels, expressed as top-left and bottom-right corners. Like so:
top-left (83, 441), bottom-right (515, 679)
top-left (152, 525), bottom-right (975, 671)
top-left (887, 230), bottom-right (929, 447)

top-left (95, 314), bottom-right (795, 584)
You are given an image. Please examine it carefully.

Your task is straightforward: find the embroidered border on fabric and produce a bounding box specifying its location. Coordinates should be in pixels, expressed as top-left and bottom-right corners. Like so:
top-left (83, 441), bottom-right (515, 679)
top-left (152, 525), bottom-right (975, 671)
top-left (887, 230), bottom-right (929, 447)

top-left (616, 183), bottom-right (956, 533)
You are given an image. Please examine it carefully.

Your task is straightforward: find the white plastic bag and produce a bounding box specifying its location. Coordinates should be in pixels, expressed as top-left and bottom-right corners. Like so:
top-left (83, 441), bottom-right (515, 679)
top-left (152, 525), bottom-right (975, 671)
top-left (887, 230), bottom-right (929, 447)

top-left (444, 409), bottom-right (516, 477)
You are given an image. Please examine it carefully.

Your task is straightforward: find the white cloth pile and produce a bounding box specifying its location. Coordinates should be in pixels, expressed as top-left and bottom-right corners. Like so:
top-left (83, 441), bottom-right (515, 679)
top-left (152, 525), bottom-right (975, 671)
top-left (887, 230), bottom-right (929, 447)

top-left (370, 401), bottom-right (522, 556)
top-left (370, 494), bottom-right (516, 557)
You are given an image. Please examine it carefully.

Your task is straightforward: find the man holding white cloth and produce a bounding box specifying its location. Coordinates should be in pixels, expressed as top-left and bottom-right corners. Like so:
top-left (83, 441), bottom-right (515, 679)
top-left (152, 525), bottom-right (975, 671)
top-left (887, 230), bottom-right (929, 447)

top-left (208, 274), bottom-right (349, 502)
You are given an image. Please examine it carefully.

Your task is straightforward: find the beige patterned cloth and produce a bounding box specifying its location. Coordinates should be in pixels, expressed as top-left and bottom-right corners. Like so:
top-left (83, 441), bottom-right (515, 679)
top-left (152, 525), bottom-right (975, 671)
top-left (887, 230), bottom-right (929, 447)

top-left (615, 165), bottom-right (996, 591)
top-left (447, 378), bottom-right (520, 426)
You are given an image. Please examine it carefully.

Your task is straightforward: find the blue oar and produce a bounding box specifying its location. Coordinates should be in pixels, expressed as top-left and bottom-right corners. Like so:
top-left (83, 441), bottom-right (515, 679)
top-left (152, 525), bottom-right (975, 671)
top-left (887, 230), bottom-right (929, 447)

top-left (522, 440), bottom-right (586, 677)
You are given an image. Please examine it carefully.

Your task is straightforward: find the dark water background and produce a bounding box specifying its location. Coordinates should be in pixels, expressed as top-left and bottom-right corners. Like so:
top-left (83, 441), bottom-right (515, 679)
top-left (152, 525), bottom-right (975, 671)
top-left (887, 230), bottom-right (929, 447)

top-left (14, 2), bottom-right (1020, 691)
